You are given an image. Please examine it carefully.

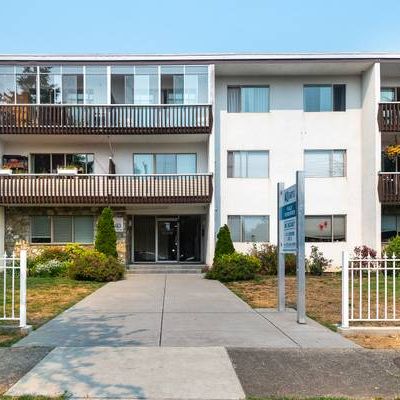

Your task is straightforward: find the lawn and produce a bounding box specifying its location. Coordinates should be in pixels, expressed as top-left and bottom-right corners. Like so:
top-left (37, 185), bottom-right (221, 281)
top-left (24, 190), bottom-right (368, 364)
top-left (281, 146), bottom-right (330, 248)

top-left (226, 274), bottom-right (400, 349)
top-left (0, 277), bottom-right (104, 346)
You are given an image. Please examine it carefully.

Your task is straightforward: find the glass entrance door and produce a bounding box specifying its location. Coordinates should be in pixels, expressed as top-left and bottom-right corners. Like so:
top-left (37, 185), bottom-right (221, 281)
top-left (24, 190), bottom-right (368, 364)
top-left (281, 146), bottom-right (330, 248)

top-left (157, 219), bottom-right (179, 262)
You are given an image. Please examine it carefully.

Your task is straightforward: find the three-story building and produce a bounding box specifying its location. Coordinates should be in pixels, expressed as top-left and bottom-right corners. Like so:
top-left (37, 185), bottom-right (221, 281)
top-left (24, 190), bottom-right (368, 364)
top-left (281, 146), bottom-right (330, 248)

top-left (0, 53), bottom-right (398, 267)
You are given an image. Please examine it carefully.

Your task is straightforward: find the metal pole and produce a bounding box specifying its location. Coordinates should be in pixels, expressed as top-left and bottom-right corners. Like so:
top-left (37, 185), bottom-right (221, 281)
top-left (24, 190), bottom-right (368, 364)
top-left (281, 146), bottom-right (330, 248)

top-left (341, 251), bottom-right (349, 328)
top-left (19, 250), bottom-right (27, 328)
top-left (277, 182), bottom-right (285, 311)
top-left (296, 171), bottom-right (306, 324)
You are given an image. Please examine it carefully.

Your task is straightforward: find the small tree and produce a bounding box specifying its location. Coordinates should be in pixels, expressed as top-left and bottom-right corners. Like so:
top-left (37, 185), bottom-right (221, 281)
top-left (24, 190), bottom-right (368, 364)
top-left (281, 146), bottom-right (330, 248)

top-left (95, 207), bottom-right (118, 258)
top-left (214, 224), bottom-right (235, 262)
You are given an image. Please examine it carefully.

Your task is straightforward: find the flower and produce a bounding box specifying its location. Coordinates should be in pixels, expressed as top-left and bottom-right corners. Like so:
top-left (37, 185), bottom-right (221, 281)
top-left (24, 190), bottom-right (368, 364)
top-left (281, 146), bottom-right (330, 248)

top-left (384, 144), bottom-right (400, 159)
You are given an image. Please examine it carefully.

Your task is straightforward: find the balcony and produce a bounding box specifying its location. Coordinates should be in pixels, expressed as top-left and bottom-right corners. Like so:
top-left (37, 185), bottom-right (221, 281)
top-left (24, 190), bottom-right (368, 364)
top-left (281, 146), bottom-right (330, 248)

top-left (378, 173), bottom-right (400, 203)
top-left (0, 174), bottom-right (213, 205)
top-left (0, 104), bottom-right (213, 135)
top-left (378, 103), bottom-right (400, 132)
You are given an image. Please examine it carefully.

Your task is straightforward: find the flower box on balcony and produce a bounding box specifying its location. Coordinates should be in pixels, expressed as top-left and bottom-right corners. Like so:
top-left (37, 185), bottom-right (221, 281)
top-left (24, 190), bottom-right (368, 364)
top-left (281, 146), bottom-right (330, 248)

top-left (0, 169), bottom-right (12, 175)
top-left (57, 167), bottom-right (78, 176)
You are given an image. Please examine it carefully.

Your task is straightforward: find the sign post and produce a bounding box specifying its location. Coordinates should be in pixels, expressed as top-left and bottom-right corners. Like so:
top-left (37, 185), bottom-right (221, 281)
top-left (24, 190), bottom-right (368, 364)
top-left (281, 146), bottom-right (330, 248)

top-left (277, 171), bottom-right (306, 324)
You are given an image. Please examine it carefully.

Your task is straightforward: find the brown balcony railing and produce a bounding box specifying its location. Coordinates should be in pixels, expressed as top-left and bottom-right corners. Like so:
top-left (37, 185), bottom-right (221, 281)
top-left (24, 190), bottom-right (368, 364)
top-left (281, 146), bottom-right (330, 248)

top-left (378, 103), bottom-right (400, 132)
top-left (0, 104), bottom-right (213, 135)
top-left (0, 174), bottom-right (213, 205)
top-left (378, 173), bottom-right (400, 203)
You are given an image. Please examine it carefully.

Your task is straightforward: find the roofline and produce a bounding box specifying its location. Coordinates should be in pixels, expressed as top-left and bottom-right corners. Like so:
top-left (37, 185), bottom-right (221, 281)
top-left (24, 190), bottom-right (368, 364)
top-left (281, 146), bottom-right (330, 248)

top-left (1, 52), bottom-right (400, 63)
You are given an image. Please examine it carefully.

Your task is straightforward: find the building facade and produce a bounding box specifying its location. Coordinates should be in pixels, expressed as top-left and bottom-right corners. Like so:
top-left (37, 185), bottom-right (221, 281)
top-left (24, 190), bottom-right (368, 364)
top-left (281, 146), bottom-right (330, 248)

top-left (0, 53), bottom-right (398, 266)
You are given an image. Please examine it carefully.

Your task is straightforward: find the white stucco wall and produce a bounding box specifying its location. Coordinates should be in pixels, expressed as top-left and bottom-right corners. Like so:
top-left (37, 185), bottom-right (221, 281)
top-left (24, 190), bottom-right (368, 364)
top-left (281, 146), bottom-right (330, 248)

top-left (215, 74), bottom-right (369, 265)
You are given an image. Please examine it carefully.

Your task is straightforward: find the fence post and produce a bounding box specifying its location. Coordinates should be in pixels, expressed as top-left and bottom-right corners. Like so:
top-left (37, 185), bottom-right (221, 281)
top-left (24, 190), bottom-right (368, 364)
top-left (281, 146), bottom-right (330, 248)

top-left (341, 251), bottom-right (349, 329)
top-left (19, 250), bottom-right (27, 328)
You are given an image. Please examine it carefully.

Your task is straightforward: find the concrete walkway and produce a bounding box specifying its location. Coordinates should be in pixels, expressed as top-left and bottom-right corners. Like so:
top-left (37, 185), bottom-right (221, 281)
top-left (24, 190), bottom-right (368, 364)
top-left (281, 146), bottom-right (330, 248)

top-left (7, 274), bottom-right (364, 399)
top-left (16, 274), bottom-right (355, 348)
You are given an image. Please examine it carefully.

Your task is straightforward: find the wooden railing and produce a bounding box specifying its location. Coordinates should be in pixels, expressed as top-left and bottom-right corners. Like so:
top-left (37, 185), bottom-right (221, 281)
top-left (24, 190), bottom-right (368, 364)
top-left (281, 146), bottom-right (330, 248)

top-left (378, 173), bottom-right (400, 203)
top-left (0, 174), bottom-right (213, 205)
top-left (378, 103), bottom-right (400, 132)
top-left (0, 104), bottom-right (213, 135)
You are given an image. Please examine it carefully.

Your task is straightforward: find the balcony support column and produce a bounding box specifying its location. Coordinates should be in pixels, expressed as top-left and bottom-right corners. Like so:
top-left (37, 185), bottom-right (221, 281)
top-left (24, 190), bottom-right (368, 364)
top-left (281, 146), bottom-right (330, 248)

top-left (0, 207), bottom-right (5, 256)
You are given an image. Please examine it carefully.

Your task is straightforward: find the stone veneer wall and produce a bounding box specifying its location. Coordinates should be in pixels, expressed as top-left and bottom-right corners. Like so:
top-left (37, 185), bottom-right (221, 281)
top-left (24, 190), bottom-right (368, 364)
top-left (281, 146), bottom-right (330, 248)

top-left (4, 207), bottom-right (128, 264)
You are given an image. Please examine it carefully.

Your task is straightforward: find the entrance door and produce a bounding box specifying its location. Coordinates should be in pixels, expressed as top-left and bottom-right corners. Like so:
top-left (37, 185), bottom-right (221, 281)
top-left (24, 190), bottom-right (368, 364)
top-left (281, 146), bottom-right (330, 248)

top-left (157, 219), bottom-right (179, 262)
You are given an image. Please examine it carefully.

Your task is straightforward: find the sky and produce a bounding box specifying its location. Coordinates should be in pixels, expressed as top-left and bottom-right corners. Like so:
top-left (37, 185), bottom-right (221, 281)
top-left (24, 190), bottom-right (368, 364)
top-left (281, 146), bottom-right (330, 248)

top-left (2, 0), bottom-right (400, 54)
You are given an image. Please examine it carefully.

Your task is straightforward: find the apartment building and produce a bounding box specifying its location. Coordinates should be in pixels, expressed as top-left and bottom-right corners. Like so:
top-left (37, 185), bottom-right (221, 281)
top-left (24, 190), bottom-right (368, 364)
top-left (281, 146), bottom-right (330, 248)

top-left (0, 53), bottom-right (398, 267)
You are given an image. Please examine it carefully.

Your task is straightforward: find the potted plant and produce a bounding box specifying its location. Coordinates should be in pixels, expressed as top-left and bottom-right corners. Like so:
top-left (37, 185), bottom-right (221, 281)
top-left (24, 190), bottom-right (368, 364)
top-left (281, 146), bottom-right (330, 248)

top-left (384, 144), bottom-right (400, 159)
top-left (57, 164), bottom-right (78, 175)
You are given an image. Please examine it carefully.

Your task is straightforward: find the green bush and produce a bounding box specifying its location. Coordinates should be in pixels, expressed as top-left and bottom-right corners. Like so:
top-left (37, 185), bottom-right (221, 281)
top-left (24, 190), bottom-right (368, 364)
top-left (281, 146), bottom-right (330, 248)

top-left (384, 236), bottom-right (400, 258)
top-left (214, 224), bottom-right (235, 262)
top-left (206, 252), bottom-right (260, 282)
top-left (68, 249), bottom-right (124, 282)
top-left (306, 245), bottom-right (331, 276)
top-left (31, 247), bottom-right (70, 265)
top-left (30, 259), bottom-right (68, 277)
top-left (248, 243), bottom-right (297, 275)
top-left (95, 208), bottom-right (118, 258)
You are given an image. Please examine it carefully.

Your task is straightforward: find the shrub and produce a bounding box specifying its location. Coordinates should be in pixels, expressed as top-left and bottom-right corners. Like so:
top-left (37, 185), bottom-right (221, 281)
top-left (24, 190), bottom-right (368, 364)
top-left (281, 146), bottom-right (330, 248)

top-left (95, 208), bottom-right (118, 258)
top-left (248, 243), bottom-right (297, 275)
top-left (354, 245), bottom-right (377, 259)
top-left (31, 247), bottom-right (70, 265)
top-left (206, 252), bottom-right (260, 282)
top-left (68, 249), bottom-right (124, 282)
top-left (65, 243), bottom-right (91, 258)
top-left (30, 259), bottom-right (68, 277)
top-left (306, 245), bottom-right (331, 276)
top-left (214, 224), bottom-right (235, 262)
top-left (383, 236), bottom-right (400, 258)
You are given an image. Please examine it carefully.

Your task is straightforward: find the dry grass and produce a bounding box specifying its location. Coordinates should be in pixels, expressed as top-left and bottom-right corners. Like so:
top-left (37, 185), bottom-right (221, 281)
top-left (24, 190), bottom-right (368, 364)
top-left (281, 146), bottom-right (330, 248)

top-left (0, 277), bottom-right (103, 346)
top-left (226, 274), bottom-right (400, 349)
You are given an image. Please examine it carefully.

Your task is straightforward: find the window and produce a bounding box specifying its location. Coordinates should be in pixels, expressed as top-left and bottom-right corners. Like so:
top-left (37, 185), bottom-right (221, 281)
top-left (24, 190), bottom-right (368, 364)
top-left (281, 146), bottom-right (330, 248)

top-left (227, 151), bottom-right (269, 178)
top-left (381, 87), bottom-right (400, 102)
top-left (227, 86), bottom-right (269, 112)
top-left (111, 67), bottom-right (135, 104)
top-left (228, 215), bottom-right (269, 242)
top-left (0, 66), bottom-right (15, 104)
top-left (381, 214), bottom-right (400, 242)
top-left (31, 153), bottom-right (94, 174)
top-left (39, 66), bottom-right (62, 104)
top-left (31, 216), bottom-right (94, 244)
top-left (184, 66), bottom-right (208, 104)
top-left (305, 215), bottom-right (346, 242)
top-left (62, 66), bottom-right (84, 104)
top-left (16, 66), bottom-right (37, 104)
top-left (134, 66), bottom-right (159, 105)
top-left (85, 67), bottom-right (107, 104)
top-left (304, 150), bottom-right (346, 177)
top-left (304, 84), bottom-right (346, 112)
top-left (133, 153), bottom-right (197, 174)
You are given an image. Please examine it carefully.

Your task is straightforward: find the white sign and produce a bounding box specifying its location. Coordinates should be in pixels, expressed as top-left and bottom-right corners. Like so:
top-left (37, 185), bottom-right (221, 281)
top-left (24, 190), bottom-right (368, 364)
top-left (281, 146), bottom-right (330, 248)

top-left (113, 217), bottom-right (124, 233)
top-left (279, 184), bottom-right (297, 253)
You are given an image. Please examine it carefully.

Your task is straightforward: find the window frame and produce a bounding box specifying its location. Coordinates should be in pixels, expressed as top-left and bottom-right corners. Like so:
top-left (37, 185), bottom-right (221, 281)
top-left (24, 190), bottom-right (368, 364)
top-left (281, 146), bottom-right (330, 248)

top-left (305, 214), bottom-right (346, 243)
top-left (227, 85), bottom-right (270, 113)
top-left (133, 153), bottom-right (198, 174)
top-left (304, 149), bottom-right (346, 178)
top-left (30, 215), bottom-right (94, 244)
top-left (227, 150), bottom-right (269, 178)
top-left (227, 215), bottom-right (270, 243)
top-left (303, 84), bottom-right (346, 112)
top-left (30, 153), bottom-right (94, 174)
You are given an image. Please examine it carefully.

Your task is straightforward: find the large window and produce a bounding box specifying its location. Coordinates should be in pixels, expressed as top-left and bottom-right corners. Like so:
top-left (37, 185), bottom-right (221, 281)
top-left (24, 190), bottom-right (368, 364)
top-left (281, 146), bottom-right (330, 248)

top-left (30, 153), bottom-right (94, 174)
top-left (305, 215), bottom-right (346, 242)
top-left (62, 66), bottom-right (84, 104)
top-left (0, 66), bottom-right (15, 104)
top-left (39, 66), bottom-right (62, 104)
top-left (31, 216), bottom-right (94, 244)
top-left (304, 150), bottom-right (346, 177)
top-left (381, 87), bottom-right (400, 102)
top-left (161, 66), bottom-right (184, 104)
top-left (304, 84), bottom-right (346, 112)
top-left (111, 67), bottom-right (135, 104)
top-left (184, 66), bottom-right (208, 104)
top-left (228, 215), bottom-right (269, 242)
top-left (227, 151), bottom-right (269, 178)
top-left (227, 86), bottom-right (269, 112)
top-left (133, 153), bottom-right (197, 174)
top-left (16, 66), bottom-right (37, 104)
top-left (134, 66), bottom-right (159, 104)
top-left (382, 214), bottom-right (400, 242)
top-left (85, 67), bottom-right (107, 104)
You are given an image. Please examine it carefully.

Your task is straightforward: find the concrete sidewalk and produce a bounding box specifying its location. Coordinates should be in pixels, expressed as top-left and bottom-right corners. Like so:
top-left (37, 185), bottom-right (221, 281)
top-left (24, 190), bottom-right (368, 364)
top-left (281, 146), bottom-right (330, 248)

top-left (16, 274), bottom-right (356, 348)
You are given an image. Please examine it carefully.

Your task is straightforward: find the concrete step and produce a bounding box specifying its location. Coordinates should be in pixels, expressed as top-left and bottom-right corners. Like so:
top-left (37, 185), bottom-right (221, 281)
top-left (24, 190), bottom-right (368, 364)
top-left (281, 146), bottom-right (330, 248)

top-left (126, 264), bottom-right (206, 274)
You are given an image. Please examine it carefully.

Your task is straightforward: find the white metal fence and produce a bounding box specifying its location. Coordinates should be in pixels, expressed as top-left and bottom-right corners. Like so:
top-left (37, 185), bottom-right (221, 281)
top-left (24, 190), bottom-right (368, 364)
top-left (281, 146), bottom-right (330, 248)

top-left (342, 251), bottom-right (400, 328)
top-left (0, 250), bottom-right (27, 328)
